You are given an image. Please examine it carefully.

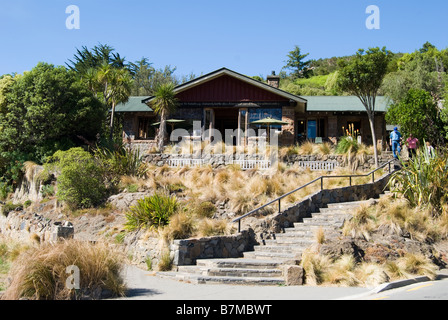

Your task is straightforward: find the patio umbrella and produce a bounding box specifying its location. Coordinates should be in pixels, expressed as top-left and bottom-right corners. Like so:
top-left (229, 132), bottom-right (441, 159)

top-left (152, 119), bottom-right (185, 131)
top-left (250, 117), bottom-right (288, 142)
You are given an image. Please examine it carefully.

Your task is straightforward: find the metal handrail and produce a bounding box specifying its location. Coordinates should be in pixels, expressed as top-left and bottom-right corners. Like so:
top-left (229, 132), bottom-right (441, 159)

top-left (232, 159), bottom-right (397, 232)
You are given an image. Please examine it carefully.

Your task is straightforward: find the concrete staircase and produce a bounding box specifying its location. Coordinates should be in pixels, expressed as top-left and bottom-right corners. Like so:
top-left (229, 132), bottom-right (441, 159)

top-left (157, 200), bottom-right (374, 285)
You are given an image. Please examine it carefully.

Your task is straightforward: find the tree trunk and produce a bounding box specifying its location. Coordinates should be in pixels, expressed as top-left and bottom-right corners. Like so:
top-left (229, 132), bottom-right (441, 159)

top-left (109, 102), bottom-right (115, 141)
top-left (367, 112), bottom-right (379, 168)
top-left (157, 110), bottom-right (167, 151)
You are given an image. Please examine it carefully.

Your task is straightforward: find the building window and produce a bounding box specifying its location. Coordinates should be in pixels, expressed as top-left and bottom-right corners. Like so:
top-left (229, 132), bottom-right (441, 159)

top-left (137, 117), bottom-right (155, 140)
top-left (306, 118), bottom-right (326, 140)
top-left (346, 121), bottom-right (361, 134)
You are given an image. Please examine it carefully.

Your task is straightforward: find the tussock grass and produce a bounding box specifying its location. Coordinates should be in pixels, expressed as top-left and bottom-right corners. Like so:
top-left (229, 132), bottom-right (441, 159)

top-left (343, 194), bottom-right (447, 243)
top-left (1, 240), bottom-right (125, 300)
top-left (123, 160), bottom-right (386, 241)
top-left (305, 192), bottom-right (445, 287)
top-left (301, 249), bottom-right (438, 287)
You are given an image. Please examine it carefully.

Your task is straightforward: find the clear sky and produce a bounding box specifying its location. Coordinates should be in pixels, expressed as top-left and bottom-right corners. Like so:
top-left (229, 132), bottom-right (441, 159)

top-left (0, 0), bottom-right (447, 78)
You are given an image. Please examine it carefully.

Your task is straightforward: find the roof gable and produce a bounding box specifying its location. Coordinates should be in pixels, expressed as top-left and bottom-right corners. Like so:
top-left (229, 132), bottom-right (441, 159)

top-left (142, 68), bottom-right (307, 105)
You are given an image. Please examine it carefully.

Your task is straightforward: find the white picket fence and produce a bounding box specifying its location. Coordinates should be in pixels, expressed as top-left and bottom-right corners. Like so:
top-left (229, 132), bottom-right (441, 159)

top-left (167, 158), bottom-right (204, 168)
top-left (298, 161), bottom-right (339, 171)
top-left (167, 158), bottom-right (272, 170)
top-left (230, 159), bottom-right (272, 170)
top-left (168, 158), bottom-right (338, 171)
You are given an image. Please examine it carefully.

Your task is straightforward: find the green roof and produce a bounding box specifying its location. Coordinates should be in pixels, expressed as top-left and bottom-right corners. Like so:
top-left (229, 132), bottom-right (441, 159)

top-left (303, 96), bottom-right (391, 112)
top-left (115, 96), bottom-right (152, 112)
top-left (115, 95), bottom-right (391, 113)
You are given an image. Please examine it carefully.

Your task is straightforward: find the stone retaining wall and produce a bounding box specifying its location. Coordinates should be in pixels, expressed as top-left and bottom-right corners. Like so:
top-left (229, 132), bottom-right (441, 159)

top-left (0, 209), bottom-right (74, 244)
top-left (171, 229), bottom-right (257, 266)
top-left (142, 152), bottom-right (393, 171)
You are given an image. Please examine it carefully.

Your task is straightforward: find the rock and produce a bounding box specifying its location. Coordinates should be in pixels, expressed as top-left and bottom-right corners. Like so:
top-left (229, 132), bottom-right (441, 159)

top-left (283, 265), bottom-right (304, 286)
top-left (107, 192), bottom-right (150, 211)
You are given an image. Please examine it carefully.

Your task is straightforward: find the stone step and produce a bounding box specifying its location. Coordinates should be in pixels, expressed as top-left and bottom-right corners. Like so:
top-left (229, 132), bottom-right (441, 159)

top-left (263, 239), bottom-right (312, 246)
top-left (302, 217), bottom-right (346, 224)
top-left (326, 200), bottom-right (373, 209)
top-left (289, 224), bottom-right (336, 231)
top-left (243, 250), bottom-right (299, 261)
top-left (196, 258), bottom-right (284, 270)
top-left (311, 210), bottom-right (351, 216)
top-left (254, 245), bottom-right (305, 253)
top-left (300, 220), bottom-right (343, 227)
top-left (191, 274), bottom-right (285, 286)
top-left (207, 267), bottom-right (283, 278)
top-left (261, 238), bottom-right (314, 246)
top-left (157, 271), bottom-right (285, 285)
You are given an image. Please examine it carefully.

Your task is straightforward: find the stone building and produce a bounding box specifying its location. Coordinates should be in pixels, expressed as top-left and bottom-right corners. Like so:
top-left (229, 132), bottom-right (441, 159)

top-left (115, 67), bottom-right (390, 151)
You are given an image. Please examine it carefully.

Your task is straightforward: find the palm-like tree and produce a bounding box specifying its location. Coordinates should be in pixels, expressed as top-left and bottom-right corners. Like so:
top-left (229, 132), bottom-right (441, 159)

top-left (150, 83), bottom-right (178, 151)
top-left (96, 63), bottom-right (133, 140)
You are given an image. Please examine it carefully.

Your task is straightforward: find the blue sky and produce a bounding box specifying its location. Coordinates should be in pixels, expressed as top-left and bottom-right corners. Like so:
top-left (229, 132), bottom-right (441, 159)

top-left (0, 0), bottom-right (447, 78)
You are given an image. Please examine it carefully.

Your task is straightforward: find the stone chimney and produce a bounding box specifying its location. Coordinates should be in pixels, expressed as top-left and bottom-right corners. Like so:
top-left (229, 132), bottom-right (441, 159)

top-left (267, 71), bottom-right (280, 88)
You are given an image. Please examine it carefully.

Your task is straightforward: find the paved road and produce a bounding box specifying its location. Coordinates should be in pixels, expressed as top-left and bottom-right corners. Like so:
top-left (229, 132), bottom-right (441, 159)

top-left (358, 276), bottom-right (448, 300)
top-left (113, 265), bottom-right (377, 300)
top-left (113, 265), bottom-right (448, 301)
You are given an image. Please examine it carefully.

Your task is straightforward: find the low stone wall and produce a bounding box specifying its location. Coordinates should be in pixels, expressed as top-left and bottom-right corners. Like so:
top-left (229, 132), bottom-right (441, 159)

top-left (171, 229), bottom-right (257, 266)
top-left (171, 172), bottom-right (392, 266)
top-left (142, 152), bottom-right (393, 170)
top-left (0, 209), bottom-right (74, 244)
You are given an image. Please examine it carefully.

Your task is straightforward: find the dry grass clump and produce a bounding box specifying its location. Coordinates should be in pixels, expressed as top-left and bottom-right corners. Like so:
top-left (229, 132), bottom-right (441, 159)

top-left (1, 240), bottom-right (125, 300)
top-left (343, 194), bottom-right (448, 243)
top-left (303, 193), bottom-right (444, 287)
top-left (301, 249), bottom-right (438, 287)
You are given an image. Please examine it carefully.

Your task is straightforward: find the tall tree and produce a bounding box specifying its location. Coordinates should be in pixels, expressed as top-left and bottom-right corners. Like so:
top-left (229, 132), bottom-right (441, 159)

top-left (68, 45), bottom-right (133, 141)
top-left (150, 83), bottom-right (178, 151)
top-left (0, 63), bottom-right (104, 184)
top-left (67, 43), bottom-right (126, 74)
top-left (284, 45), bottom-right (312, 79)
top-left (337, 47), bottom-right (392, 167)
top-left (386, 89), bottom-right (445, 146)
top-left (381, 42), bottom-right (447, 104)
top-left (95, 63), bottom-right (133, 140)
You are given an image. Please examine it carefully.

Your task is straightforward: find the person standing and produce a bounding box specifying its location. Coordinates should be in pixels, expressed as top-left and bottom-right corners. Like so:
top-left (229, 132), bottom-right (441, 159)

top-left (390, 127), bottom-right (402, 159)
top-left (426, 141), bottom-right (435, 158)
top-left (406, 133), bottom-right (419, 159)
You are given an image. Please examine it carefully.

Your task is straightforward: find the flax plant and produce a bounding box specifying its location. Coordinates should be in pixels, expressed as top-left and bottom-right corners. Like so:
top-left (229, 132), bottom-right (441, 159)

top-left (389, 143), bottom-right (448, 213)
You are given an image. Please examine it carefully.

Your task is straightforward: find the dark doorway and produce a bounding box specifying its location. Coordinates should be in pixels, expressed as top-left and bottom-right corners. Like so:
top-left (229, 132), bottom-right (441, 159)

top-left (214, 108), bottom-right (239, 135)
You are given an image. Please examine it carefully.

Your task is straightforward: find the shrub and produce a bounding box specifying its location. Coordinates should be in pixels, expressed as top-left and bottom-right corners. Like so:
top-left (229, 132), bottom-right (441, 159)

top-left (1, 240), bottom-right (125, 300)
top-left (389, 144), bottom-right (448, 212)
top-left (40, 184), bottom-right (55, 198)
top-left (336, 136), bottom-right (359, 154)
top-left (94, 146), bottom-right (147, 179)
top-left (125, 192), bottom-right (179, 231)
top-left (197, 218), bottom-right (228, 237)
top-left (44, 148), bottom-right (107, 209)
top-left (160, 212), bottom-right (195, 241)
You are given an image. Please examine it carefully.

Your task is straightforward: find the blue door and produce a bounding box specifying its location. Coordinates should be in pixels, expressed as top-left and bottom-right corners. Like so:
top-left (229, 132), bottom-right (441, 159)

top-left (307, 120), bottom-right (317, 139)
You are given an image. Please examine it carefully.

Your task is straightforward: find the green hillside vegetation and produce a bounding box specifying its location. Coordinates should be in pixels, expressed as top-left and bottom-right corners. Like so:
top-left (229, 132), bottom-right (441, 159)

top-left (280, 72), bottom-right (342, 96)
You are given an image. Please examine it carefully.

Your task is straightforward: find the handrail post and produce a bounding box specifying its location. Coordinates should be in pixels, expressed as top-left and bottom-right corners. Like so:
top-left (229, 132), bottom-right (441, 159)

top-left (238, 220), bottom-right (241, 233)
top-left (278, 199), bottom-right (281, 213)
top-left (372, 171), bottom-right (375, 183)
top-left (321, 176), bottom-right (323, 190)
top-left (349, 176), bottom-right (352, 186)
